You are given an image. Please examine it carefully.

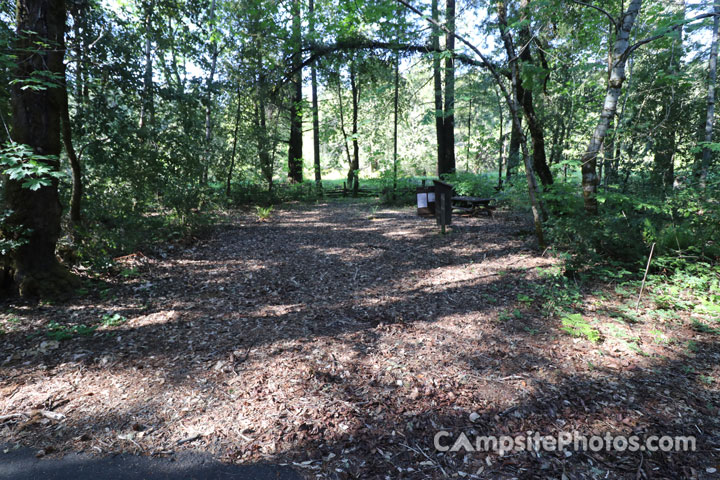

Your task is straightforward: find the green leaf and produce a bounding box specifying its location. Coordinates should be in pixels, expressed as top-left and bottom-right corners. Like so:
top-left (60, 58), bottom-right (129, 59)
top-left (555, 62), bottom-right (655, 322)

top-left (22, 178), bottom-right (50, 190)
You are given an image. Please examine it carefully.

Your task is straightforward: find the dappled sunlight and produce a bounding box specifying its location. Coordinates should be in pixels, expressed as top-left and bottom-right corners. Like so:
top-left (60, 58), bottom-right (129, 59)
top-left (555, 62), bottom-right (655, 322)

top-left (1, 203), bottom-right (719, 478)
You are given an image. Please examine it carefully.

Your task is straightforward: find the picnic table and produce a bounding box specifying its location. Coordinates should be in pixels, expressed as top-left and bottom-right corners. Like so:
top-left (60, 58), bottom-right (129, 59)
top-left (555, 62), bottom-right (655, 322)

top-left (451, 196), bottom-right (496, 217)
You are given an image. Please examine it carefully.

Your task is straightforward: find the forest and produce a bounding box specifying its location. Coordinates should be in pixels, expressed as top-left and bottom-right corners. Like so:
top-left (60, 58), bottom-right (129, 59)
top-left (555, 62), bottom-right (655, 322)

top-left (0, 0), bottom-right (720, 478)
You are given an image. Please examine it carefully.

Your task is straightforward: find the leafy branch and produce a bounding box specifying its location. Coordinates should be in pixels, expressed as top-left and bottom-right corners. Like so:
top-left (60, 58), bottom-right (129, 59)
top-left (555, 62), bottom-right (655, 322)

top-left (0, 141), bottom-right (65, 191)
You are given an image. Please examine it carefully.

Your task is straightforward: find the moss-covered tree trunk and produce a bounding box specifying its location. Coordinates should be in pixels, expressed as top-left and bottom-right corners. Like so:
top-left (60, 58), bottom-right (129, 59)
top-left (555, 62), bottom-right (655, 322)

top-left (516, 0), bottom-right (552, 187)
top-left (6, 0), bottom-right (78, 296)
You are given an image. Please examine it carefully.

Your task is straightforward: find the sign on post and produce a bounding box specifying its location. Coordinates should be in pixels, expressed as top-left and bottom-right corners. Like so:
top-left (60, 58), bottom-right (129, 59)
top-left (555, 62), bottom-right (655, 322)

top-left (433, 180), bottom-right (453, 234)
top-left (416, 184), bottom-right (435, 216)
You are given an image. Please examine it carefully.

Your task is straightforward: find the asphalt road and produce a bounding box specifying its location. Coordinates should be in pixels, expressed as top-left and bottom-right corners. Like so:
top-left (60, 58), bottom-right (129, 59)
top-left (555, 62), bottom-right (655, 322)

top-left (0, 444), bottom-right (302, 480)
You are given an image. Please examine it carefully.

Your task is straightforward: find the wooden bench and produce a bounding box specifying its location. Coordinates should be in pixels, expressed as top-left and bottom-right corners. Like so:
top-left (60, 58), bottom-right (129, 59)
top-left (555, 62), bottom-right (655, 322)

top-left (451, 196), bottom-right (496, 217)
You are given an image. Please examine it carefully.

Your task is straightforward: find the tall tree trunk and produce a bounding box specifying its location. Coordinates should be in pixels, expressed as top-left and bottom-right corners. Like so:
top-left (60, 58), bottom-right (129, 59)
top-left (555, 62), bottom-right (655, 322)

top-left (60, 59), bottom-right (82, 226)
top-left (202, 0), bottom-right (218, 184)
top-left (139, 0), bottom-right (154, 132)
top-left (612, 54), bottom-right (633, 179)
top-left (466, 98), bottom-right (472, 171)
top-left (309, 0), bottom-right (322, 193)
top-left (699, 2), bottom-right (720, 188)
top-left (498, 1), bottom-right (547, 246)
top-left (336, 77), bottom-right (353, 177)
top-left (516, 0), bottom-right (553, 186)
top-left (495, 86), bottom-right (504, 189)
top-left (601, 117), bottom-right (614, 189)
top-left (6, 0), bottom-right (78, 296)
top-left (580, 0), bottom-right (642, 214)
top-left (350, 63), bottom-right (360, 195)
top-left (268, 104), bottom-right (282, 192)
top-left (431, 0), bottom-right (444, 175)
top-left (257, 78), bottom-right (273, 189)
top-left (653, 4), bottom-right (684, 190)
top-left (439, 0), bottom-right (456, 176)
top-left (506, 115), bottom-right (521, 180)
top-left (70, 1), bottom-right (85, 126)
top-left (393, 48), bottom-right (400, 191)
top-left (549, 111), bottom-right (565, 166)
top-left (600, 19), bottom-right (614, 188)
top-left (310, 64), bottom-right (321, 192)
top-left (287, 0), bottom-right (303, 183)
top-left (226, 89), bottom-right (242, 197)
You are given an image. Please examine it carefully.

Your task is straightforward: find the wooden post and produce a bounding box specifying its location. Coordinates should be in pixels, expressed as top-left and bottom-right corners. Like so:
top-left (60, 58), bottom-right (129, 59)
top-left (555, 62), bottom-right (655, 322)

top-left (440, 194), bottom-right (446, 234)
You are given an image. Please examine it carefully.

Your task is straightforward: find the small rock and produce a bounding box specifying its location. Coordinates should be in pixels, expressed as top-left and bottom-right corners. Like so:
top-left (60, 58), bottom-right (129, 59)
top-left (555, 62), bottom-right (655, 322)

top-left (469, 412), bottom-right (480, 423)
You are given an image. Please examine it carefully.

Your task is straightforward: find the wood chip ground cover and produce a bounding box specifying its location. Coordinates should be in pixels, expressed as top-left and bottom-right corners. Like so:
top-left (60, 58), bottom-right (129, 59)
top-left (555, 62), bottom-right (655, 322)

top-left (1, 202), bottom-right (719, 479)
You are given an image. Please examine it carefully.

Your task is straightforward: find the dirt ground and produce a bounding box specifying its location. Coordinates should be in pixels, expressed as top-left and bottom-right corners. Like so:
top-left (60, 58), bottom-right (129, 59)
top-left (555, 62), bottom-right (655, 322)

top-left (1, 201), bottom-right (719, 479)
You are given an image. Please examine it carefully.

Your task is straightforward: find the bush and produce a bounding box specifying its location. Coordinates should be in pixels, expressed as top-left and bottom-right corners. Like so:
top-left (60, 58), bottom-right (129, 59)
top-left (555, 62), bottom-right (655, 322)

top-left (442, 171), bottom-right (496, 198)
top-left (544, 179), bottom-right (720, 272)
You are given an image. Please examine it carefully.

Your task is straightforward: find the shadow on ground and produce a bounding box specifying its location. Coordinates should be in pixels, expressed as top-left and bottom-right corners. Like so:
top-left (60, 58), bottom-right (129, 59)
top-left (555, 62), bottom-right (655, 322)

top-left (1, 202), bottom-right (718, 479)
top-left (0, 443), bottom-right (300, 480)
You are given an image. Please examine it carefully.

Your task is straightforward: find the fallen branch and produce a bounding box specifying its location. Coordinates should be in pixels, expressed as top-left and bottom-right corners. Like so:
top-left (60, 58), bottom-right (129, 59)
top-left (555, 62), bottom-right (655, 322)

top-left (636, 242), bottom-right (656, 312)
top-left (0, 413), bottom-right (26, 422)
top-left (176, 433), bottom-right (202, 445)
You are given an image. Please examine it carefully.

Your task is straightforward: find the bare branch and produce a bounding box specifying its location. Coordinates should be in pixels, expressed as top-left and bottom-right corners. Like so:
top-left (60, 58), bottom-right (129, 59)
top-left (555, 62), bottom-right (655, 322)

top-left (570, 0), bottom-right (618, 30)
top-left (279, 37), bottom-right (497, 87)
top-left (626, 12), bottom-right (720, 57)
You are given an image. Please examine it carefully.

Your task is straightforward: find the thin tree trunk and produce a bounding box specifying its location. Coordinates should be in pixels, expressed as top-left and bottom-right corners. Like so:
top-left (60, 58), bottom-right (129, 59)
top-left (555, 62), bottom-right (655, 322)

top-left (336, 77), bottom-right (353, 178)
top-left (613, 54), bottom-right (633, 178)
top-left (350, 63), bottom-right (360, 195)
top-left (580, 0), bottom-right (642, 214)
top-left (203, 0), bottom-right (218, 184)
top-left (653, 5), bottom-right (683, 190)
top-left (466, 98), bottom-right (472, 171)
top-left (139, 0), bottom-right (154, 132)
top-left (549, 111), bottom-right (564, 166)
top-left (268, 104), bottom-right (281, 192)
top-left (439, 0), bottom-right (456, 176)
top-left (309, 0), bottom-right (322, 193)
top-left (393, 48), bottom-right (400, 191)
top-left (226, 89), bottom-right (242, 197)
top-left (601, 117), bottom-right (614, 189)
top-left (700, 2), bottom-right (720, 188)
top-left (495, 86), bottom-right (503, 189)
top-left (60, 63), bottom-right (82, 226)
top-left (257, 79), bottom-right (273, 188)
top-left (310, 66), bottom-right (321, 192)
top-left (71, 2), bottom-right (85, 125)
top-left (507, 115), bottom-right (521, 181)
top-left (600, 18), bottom-right (614, 189)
